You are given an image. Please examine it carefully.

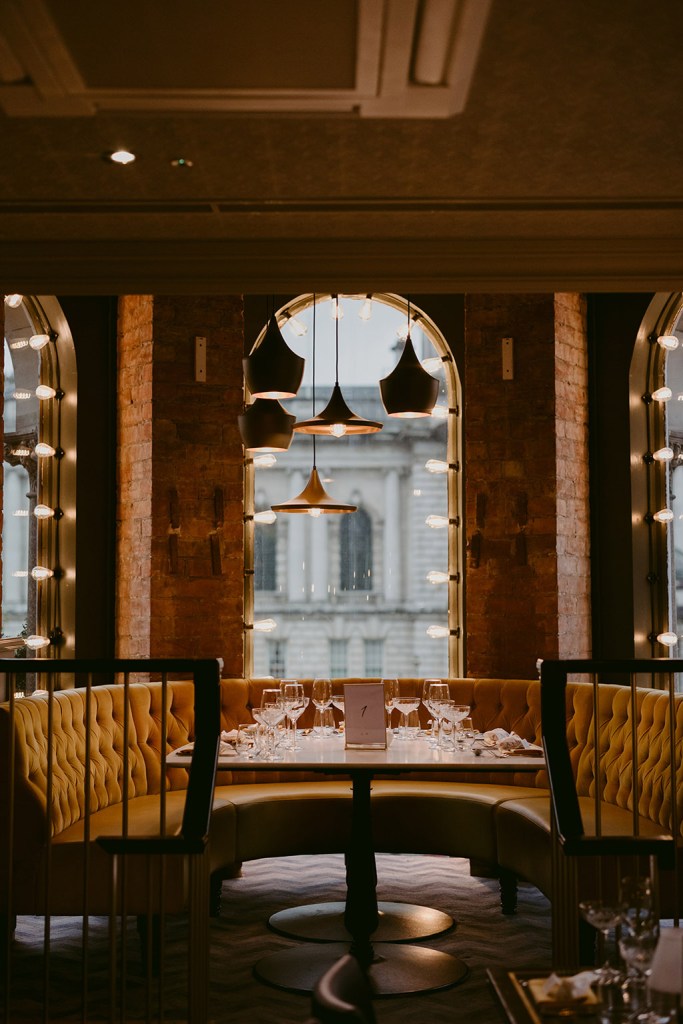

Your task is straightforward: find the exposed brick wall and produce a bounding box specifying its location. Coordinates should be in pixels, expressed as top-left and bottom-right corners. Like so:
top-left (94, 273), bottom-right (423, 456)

top-left (116, 296), bottom-right (245, 673)
top-left (464, 294), bottom-right (591, 678)
top-left (554, 293), bottom-right (591, 658)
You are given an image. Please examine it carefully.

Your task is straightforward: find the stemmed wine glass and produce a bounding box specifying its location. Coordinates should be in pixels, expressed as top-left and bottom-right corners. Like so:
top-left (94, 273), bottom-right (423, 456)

top-left (280, 679), bottom-right (308, 750)
top-left (422, 679), bottom-right (449, 748)
top-left (578, 899), bottom-right (624, 980)
top-left (312, 678), bottom-right (333, 735)
top-left (437, 702), bottom-right (471, 750)
top-left (331, 693), bottom-right (345, 730)
top-left (393, 695), bottom-right (421, 740)
top-left (382, 678), bottom-right (399, 730)
top-left (258, 688), bottom-right (286, 760)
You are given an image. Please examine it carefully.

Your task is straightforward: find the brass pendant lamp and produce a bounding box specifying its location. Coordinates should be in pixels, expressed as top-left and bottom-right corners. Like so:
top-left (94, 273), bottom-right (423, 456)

top-left (379, 299), bottom-right (440, 418)
top-left (238, 397), bottom-right (295, 453)
top-left (295, 296), bottom-right (382, 436)
top-left (272, 296), bottom-right (357, 516)
top-left (243, 302), bottom-right (305, 400)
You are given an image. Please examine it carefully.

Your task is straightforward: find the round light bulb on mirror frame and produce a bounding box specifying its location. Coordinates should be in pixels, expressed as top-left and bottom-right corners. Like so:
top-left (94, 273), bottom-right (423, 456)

top-left (252, 453), bottom-right (278, 468)
top-left (657, 335), bottom-right (679, 351)
top-left (29, 334), bottom-right (50, 350)
top-left (4, 294), bottom-right (23, 308)
top-left (280, 313), bottom-right (307, 337)
top-left (358, 295), bottom-right (373, 321)
top-left (426, 624), bottom-right (450, 639)
top-left (651, 387), bottom-right (673, 402)
top-left (33, 504), bottom-right (55, 519)
top-left (34, 442), bottom-right (56, 458)
top-left (253, 509), bottom-right (277, 524)
top-left (425, 514), bottom-right (449, 529)
top-left (331, 296), bottom-right (344, 320)
top-left (425, 459), bottom-right (449, 474)
top-left (26, 634), bottom-right (50, 650)
top-left (252, 618), bottom-right (277, 633)
top-left (652, 447), bottom-right (675, 462)
top-left (108, 149), bottom-right (136, 165)
top-left (656, 631), bottom-right (679, 647)
top-left (35, 385), bottom-right (57, 400)
top-left (426, 570), bottom-right (450, 584)
top-left (653, 508), bottom-right (675, 523)
top-left (31, 566), bottom-right (54, 580)
top-left (431, 404), bottom-right (449, 419)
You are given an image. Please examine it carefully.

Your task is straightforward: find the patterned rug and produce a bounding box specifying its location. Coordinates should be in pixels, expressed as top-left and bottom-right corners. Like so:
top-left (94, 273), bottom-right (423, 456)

top-left (6, 853), bottom-right (552, 1022)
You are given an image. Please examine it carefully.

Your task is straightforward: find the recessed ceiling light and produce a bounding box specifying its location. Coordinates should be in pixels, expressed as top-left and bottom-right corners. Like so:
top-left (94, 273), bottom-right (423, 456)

top-left (107, 149), bottom-right (136, 165)
top-left (170, 157), bottom-right (193, 168)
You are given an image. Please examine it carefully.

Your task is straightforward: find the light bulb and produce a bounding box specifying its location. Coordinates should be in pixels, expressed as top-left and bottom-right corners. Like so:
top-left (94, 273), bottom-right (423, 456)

top-left (653, 447), bottom-right (674, 462)
top-left (431, 404), bottom-right (449, 419)
top-left (283, 313), bottom-right (307, 337)
top-left (29, 334), bottom-right (50, 350)
top-left (421, 356), bottom-right (443, 374)
top-left (252, 618), bottom-right (277, 633)
top-left (31, 566), bottom-right (54, 580)
top-left (253, 510), bottom-right (277, 524)
top-left (12, 570), bottom-right (28, 577)
top-left (425, 459), bottom-right (449, 474)
top-left (331, 296), bottom-right (344, 319)
top-left (26, 634), bottom-right (50, 649)
top-left (426, 625), bottom-right (449, 639)
top-left (33, 504), bottom-right (55, 519)
top-left (4, 294), bottom-right (23, 308)
top-left (330, 423), bottom-right (347, 437)
top-left (657, 335), bottom-right (679, 350)
top-left (11, 447), bottom-right (31, 457)
top-left (109, 149), bottom-right (136, 165)
top-left (651, 387), bottom-right (673, 402)
top-left (12, 390), bottom-right (32, 400)
top-left (308, 507), bottom-right (322, 517)
top-left (359, 296), bottom-right (373, 321)
top-left (10, 339), bottom-right (29, 350)
top-left (425, 515), bottom-right (449, 529)
top-left (653, 508), bottom-right (675, 523)
top-left (656, 631), bottom-right (678, 647)
top-left (426, 571), bottom-right (450, 584)
top-left (34, 442), bottom-right (56, 458)
top-left (253, 453), bottom-right (277, 468)
top-left (12, 509), bottom-right (29, 517)
top-left (35, 385), bottom-right (56, 400)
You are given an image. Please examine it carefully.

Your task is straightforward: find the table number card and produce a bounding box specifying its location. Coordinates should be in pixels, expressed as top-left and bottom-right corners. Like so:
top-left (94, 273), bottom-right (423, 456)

top-left (343, 683), bottom-right (387, 749)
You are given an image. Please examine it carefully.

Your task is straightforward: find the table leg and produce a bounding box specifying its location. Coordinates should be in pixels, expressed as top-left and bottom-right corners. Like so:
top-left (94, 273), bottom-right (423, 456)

top-left (343, 772), bottom-right (378, 968)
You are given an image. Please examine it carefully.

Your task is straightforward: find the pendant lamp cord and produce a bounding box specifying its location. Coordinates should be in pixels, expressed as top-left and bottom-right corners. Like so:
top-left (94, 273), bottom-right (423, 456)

top-left (407, 295), bottom-right (411, 338)
top-left (312, 293), bottom-right (317, 470)
top-left (335, 295), bottom-right (340, 384)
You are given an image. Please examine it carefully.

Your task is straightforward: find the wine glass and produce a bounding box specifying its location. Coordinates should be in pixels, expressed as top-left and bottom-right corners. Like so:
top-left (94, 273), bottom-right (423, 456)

top-left (393, 695), bottom-right (421, 740)
top-left (438, 702), bottom-right (470, 750)
top-left (312, 678), bottom-right (333, 735)
top-left (458, 716), bottom-right (476, 751)
top-left (422, 680), bottom-right (449, 748)
top-left (280, 680), bottom-right (308, 750)
top-left (382, 678), bottom-right (399, 729)
top-left (579, 899), bottom-right (624, 980)
top-left (331, 693), bottom-right (345, 730)
top-left (259, 688), bottom-right (286, 760)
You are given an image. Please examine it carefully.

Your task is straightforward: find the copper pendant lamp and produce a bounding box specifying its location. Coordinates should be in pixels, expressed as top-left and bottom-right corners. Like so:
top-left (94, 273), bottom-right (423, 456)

top-left (243, 305), bottom-right (305, 400)
top-left (238, 397), bottom-right (295, 452)
top-left (379, 300), bottom-right (440, 418)
top-left (272, 295), bottom-right (356, 516)
top-left (295, 297), bottom-right (382, 436)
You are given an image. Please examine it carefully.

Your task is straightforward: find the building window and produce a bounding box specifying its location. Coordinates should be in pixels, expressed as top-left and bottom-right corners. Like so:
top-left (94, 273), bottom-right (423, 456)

top-left (2, 295), bottom-right (76, 662)
top-left (340, 506), bottom-right (372, 591)
top-left (330, 638), bottom-right (348, 678)
top-left (268, 640), bottom-right (287, 677)
top-left (364, 639), bottom-right (383, 676)
top-left (249, 293), bottom-right (462, 679)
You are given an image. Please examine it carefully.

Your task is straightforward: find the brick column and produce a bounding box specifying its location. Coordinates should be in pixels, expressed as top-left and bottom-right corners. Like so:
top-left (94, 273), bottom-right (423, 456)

top-left (464, 294), bottom-right (591, 678)
top-left (117, 295), bottom-right (245, 673)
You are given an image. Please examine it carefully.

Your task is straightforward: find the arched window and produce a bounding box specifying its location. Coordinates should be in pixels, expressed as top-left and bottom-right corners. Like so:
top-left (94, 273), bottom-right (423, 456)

top-left (339, 506), bottom-right (372, 591)
top-left (246, 293), bottom-right (462, 679)
top-left (2, 295), bottom-right (76, 664)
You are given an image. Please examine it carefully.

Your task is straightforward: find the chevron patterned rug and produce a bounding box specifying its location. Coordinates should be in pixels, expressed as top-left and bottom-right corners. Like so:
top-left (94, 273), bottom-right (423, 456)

top-left (6, 853), bottom-right (552, 1022)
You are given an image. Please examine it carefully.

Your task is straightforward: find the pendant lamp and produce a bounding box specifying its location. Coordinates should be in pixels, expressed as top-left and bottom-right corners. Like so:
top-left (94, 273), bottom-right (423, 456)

top-left (243, 305), bottom-right (305, 400)
top-left (379, 299), bottom-right (440, 418)
top-left (272, 295), bottom-right (356, 516)
top-left (295, 297), bottom-right (382, 436)
top-left (238, 397), bottom-right (295, 452)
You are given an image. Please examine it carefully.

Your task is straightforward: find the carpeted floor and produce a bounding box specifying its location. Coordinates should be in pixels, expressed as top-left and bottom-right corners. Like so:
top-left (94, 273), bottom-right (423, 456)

top-left (6, 853), bottom-right (552, 1023)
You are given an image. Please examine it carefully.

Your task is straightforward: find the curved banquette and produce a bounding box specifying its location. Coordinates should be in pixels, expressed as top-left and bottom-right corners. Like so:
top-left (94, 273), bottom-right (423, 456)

top-left (1, 675), bottom-right (681, 958)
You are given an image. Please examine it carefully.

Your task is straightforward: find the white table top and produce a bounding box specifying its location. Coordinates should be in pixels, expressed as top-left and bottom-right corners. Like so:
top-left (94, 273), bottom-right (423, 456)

top-left (168, 733), bottom-right (544, 773)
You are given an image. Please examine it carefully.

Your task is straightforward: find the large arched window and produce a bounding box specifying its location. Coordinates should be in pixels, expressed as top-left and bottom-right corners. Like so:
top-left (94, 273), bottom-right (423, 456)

top-left (245, 293), bottom-right (462, 679)
top-left (339, 505), bottom-right (372, 591)
top-left (2, 295), bottom-right (76, 663)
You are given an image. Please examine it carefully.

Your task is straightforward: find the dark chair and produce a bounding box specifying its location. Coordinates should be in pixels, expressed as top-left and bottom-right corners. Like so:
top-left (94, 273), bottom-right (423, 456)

top-left (310, 954), bottom-right (376, 1024)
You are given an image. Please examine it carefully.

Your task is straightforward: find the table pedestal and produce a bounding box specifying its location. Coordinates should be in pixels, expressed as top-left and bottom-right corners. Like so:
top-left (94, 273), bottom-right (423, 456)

top-left (254, 941), bottom-right (469, 996)
top-left (269, 901), bottom-right (454, 942)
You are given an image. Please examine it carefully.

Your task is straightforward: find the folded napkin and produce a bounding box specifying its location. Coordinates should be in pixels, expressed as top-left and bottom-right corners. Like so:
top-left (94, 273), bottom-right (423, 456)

top-left (174, 738), bottom-right (237, 757)
top-left (482, 729), bottom-right (544, 756)
top-left (527, 972), bottom-right (599, 1015)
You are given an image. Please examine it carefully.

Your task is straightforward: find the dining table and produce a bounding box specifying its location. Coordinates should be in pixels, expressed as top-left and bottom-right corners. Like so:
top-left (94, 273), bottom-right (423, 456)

top-left (170, 731), bottom-right (544, 996)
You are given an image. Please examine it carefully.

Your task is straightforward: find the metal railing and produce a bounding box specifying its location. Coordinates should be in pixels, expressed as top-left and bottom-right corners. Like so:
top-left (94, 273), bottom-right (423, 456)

top-left (0, 658), bottom-right (221, 1024)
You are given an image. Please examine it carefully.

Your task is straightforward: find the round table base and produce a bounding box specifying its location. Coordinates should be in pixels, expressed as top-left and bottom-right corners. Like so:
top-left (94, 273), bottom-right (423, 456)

top-left (254, 941), bottom-right (469, 997)
top-left (268, 901), bottom-right (454, 943)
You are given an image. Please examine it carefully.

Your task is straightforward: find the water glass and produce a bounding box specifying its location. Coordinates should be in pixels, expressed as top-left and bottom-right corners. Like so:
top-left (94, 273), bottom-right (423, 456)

top-left (382, 678), bottom-right (399, 729)
top-left (422, 679), bottom-right (449, 747)
top-left (331, 694), bottom-right (345, 730)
